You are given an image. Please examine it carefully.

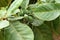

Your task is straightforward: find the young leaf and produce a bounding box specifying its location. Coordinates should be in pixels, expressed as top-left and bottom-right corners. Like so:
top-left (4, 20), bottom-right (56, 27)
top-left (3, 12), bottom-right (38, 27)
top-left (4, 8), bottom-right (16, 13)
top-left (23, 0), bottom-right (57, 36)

top-left (0, 20), bottom-right (9, 29)
top-left (4, 21), bottom-right (34, 40)
top-left (33, 24), bottom-right (53, 40)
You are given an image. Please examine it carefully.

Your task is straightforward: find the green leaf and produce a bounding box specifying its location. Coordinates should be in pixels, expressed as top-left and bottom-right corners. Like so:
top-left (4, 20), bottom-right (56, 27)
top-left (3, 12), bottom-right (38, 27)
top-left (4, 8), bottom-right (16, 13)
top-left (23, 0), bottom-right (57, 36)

top-left (0, 20), bottom-right (9, 29)
top-left (33, 10), bottom-right (60, 21)
top-left (29, 3), bottom-right (60, 21)
top-left (21, 0), bottom-right (29, 9)
top-left (0, 0), bottom-right (12, 7)
top-left (7, 0), bottom-right (23, 16)
top-left (4, 21), bottom-right (34, 40)
top-left (53, 16), bottom-right (60, 34)
top-left (33, 24), bottom-right (53, 40)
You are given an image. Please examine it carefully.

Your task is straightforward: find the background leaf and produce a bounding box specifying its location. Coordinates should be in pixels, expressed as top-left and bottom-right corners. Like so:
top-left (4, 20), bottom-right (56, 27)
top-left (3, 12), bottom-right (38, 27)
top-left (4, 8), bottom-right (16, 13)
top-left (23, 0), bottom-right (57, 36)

top-left (32, 24), bottom-right (53, 40)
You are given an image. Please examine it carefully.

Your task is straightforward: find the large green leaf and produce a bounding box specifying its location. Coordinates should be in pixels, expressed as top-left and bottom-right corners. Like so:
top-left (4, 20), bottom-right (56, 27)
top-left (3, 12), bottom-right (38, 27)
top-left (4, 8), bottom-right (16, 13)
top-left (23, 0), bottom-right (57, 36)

top-left (4, 21), bottom-right (34, 40)
top-left (0, 0), bottom-right (12, 7)
top-left (29, 3), bottom-right (60, 21)
top-left (33, 11), bottom-right (60, 21)
top-left (53, 16), bottom-right (60, 34)
top-left (33, 24), bottom-right (53, 40)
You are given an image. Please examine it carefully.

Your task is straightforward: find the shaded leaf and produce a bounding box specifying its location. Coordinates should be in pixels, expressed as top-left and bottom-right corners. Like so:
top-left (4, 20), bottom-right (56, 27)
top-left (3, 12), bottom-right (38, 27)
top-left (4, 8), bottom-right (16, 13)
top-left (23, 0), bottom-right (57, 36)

top-left (53, 16), bottom-right (60, 34)
top-left (33, 24), bottom-right (53, 40)
top-left (32, 19), bottom-right (44, 26)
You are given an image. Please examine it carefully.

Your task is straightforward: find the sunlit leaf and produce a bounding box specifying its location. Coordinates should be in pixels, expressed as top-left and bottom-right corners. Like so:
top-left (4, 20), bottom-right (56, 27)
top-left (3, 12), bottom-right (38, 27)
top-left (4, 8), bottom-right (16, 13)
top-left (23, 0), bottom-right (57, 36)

top-left (4, 21), bottom-right (34, 40)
